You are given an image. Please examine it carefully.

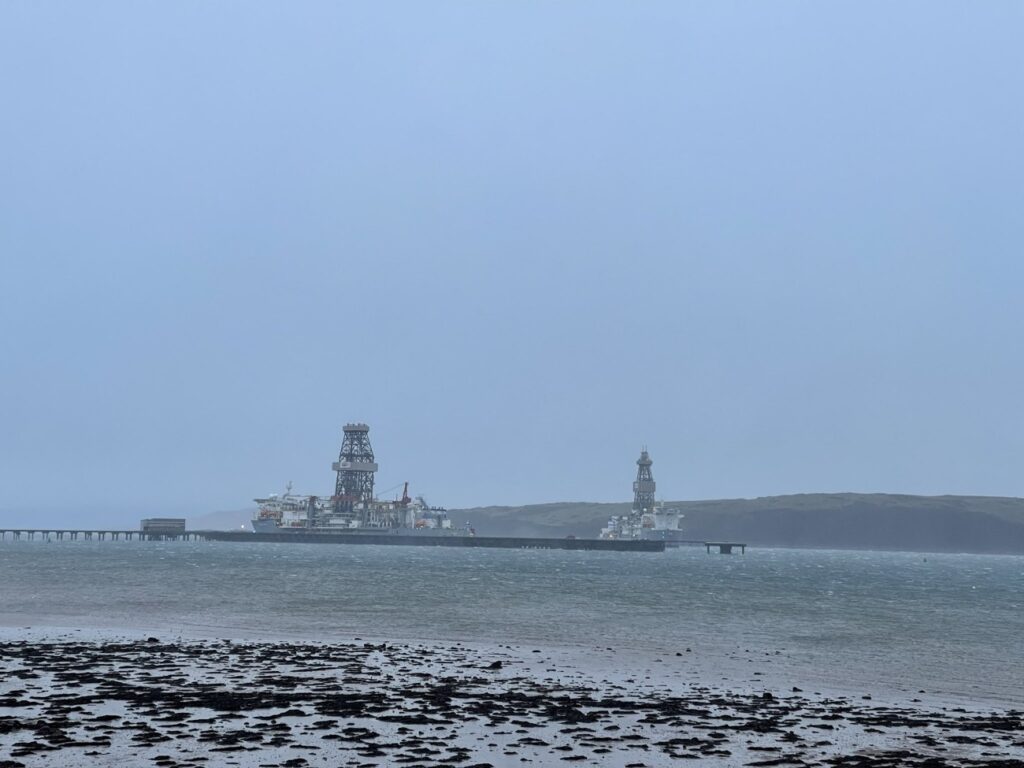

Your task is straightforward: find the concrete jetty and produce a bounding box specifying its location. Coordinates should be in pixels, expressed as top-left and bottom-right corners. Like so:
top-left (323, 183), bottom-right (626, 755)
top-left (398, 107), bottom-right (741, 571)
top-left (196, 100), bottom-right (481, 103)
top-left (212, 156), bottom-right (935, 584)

top-left (0, 528), bottom-right (666, 551)
top-left (0, 529), bottom-right (754, 553)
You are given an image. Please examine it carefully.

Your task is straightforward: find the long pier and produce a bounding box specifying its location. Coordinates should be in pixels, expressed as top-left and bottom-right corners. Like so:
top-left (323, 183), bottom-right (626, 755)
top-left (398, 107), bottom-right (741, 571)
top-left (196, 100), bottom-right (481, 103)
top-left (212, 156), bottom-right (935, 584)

top-left (0, 529), bottom-right (748, 553)
top-left (0, 529), bottom-right (205, 542)
top-left (0, 528), bottom-right (664, 552)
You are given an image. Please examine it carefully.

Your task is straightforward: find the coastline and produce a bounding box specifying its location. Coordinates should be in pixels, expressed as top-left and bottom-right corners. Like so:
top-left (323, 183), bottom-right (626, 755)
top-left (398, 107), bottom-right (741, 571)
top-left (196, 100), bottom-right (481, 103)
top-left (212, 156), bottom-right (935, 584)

top-left (1, 614), bottom-right (1019, 713)
top-left (1, 626), bottom-right (1022, 768)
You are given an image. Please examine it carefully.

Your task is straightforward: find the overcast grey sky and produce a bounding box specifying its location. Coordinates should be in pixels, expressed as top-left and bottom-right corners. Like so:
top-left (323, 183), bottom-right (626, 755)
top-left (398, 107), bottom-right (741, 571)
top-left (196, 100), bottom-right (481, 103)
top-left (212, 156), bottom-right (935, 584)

top-left (1, 2), bottom-right (1022, 526)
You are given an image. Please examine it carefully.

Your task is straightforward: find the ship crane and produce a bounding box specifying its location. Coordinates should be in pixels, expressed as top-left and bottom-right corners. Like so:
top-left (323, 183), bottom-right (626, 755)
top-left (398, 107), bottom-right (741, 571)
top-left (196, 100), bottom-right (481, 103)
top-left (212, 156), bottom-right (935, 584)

top-left (305, 496), bottom-right (318, 530)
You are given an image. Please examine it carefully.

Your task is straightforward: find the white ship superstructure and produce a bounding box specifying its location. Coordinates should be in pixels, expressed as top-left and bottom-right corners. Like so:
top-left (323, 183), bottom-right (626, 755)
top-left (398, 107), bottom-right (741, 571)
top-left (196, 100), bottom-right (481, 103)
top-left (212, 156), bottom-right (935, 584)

top-left (253, 482), bottom-right (327, 530)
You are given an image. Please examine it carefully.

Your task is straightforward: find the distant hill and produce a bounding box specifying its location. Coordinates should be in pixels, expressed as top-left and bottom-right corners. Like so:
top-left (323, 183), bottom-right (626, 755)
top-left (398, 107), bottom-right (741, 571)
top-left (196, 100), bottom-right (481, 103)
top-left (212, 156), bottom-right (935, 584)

top-left (188, 507), bottom-right (254, 531)
top-left (449, 494), bottom-right (1024, 555)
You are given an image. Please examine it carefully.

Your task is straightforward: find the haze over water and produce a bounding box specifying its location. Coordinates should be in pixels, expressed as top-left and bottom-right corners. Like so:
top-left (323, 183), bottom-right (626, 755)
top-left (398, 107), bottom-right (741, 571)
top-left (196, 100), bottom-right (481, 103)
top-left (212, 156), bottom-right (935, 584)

top-left (3, 3), bottom-right (1023, 523)
top-left (4, 541), bottom-right (1021, 707)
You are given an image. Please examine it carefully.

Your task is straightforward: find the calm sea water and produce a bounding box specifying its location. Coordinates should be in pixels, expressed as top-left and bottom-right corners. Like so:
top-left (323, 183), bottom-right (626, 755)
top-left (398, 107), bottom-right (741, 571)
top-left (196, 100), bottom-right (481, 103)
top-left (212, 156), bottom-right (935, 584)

top-left (1, 541), bottom-right (1021, 705)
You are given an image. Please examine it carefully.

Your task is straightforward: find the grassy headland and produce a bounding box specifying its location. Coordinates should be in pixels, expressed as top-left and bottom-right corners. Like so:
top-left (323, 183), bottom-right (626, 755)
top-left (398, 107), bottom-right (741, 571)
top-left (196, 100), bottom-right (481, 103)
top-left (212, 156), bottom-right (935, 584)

top-left (450, 493), bottom-right (1024, 554)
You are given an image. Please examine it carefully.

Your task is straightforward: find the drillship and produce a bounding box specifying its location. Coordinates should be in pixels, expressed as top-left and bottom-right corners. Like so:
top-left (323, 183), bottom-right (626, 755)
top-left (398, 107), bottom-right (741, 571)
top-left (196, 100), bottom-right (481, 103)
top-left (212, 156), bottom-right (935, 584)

top-left (252, 423), bottom-right (468, 536)
top-left (600, 448), bottom-right (687, 546)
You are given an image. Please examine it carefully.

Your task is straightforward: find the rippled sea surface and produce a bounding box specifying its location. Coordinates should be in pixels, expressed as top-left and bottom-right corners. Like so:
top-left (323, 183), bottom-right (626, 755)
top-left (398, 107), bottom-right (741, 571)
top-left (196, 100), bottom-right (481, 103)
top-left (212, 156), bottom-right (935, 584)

top-left (1, 541), bottom-right (1021, 704)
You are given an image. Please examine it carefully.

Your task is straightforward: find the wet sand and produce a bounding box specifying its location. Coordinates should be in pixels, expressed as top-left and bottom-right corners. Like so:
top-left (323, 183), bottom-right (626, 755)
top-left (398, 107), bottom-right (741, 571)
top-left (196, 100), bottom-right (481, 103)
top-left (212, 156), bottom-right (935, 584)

top-left (1, 633), bottom-right (1022, 768)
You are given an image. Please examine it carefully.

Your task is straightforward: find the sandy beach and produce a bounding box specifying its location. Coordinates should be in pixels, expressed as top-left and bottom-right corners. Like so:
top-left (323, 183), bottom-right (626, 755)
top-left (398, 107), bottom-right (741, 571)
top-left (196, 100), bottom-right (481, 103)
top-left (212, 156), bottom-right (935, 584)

top-left (2, 629), bottom-right (1022, 768)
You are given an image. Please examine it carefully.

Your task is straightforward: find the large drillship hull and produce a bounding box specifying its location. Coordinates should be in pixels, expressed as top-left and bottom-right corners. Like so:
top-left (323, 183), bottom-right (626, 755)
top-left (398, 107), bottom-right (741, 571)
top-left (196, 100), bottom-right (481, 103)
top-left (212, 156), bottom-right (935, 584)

top-left (251, 517), bottom-right (468, 537)
top-left (208, 529), bottom-right (665, 551)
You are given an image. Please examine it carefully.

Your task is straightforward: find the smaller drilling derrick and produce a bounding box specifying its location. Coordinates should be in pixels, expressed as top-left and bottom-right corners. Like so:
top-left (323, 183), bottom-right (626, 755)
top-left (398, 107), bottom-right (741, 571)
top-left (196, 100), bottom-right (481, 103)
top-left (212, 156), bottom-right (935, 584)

top-left (331, 423), bottom-right (378, 521)
top-left (631, 448), bottom-right (656, 529)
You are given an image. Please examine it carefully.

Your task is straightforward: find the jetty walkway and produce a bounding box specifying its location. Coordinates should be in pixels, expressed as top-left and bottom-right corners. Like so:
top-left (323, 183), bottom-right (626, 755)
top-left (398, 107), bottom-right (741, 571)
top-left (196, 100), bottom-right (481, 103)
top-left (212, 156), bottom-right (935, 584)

top-left (0, 528), bottom-right (205, 542)
top-left (0, 529), bottom-right (746, 553)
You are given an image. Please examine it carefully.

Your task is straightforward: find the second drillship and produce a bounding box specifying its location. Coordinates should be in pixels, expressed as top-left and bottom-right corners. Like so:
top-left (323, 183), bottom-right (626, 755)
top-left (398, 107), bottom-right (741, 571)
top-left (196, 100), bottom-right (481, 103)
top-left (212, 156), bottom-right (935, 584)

top-left (599, 447), bottom-right (688, 546)
top-left (253, 423), bottom-right (469, 537)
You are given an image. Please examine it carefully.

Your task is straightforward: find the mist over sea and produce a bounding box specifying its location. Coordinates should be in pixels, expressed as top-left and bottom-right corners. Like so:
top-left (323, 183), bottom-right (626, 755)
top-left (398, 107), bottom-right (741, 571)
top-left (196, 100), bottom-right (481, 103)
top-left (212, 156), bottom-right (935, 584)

top-left (2, 542), bottom-right (1021, 706)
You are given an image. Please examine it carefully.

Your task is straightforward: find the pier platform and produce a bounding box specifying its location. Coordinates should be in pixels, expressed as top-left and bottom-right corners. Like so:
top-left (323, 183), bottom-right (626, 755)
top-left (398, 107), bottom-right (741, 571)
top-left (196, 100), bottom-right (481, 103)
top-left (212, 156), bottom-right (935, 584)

top-left (705, 541), bottom-right (747, 554)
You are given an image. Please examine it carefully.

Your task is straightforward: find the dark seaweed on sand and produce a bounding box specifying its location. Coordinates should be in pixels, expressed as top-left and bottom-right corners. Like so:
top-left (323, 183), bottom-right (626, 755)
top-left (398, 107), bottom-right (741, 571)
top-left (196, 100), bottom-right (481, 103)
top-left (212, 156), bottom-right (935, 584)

top-left (0, 639), bottom-right (1021, 767)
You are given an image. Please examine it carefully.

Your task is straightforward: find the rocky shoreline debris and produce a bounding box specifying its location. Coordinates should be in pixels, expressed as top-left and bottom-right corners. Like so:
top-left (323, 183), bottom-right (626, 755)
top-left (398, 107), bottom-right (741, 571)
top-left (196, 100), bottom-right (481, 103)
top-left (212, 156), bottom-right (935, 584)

top-left (1, 639), bottom-right (1021, 767)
